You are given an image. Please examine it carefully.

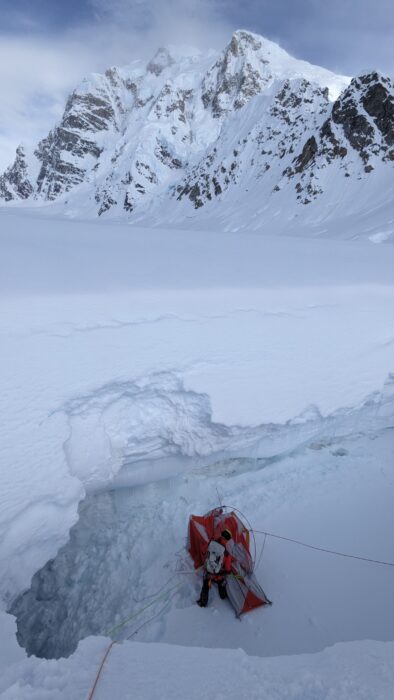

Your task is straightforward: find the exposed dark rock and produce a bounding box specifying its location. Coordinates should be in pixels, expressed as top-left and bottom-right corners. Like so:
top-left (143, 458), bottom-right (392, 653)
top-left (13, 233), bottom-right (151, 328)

top-left (332, 94), bottom-right (374, 158)
top-left (189, 183), bottom-right (203, 208)
top-left (155, 142), bottom-right (183, 169)
top-left (0, 145), bottom-right (34, 201)
top-left (319, 119), bottom-right (348, 160)
top-left (135, 161), bottom-right (158, 184)
top-left (35, 127), bottom-right (102, 200)
top-left (121, 172), bottom-right (133, 185)
top-left (228, 31), bottom-right (263, 57)
top-left (62, 92), bottom-right (115, 133)
top-left (212, 177), bottom-right (222, 195)
top-left (360, 74), bottom-right (394, 146)
top-left (97, 193), bottom-right (117, 216)
top-left (281, 70), bottom-right (393, 205)
top-left (29, 81), bottom-right (117, 201)
top-left (293, 136), bottom-right (318, 173)
top-left (328, 72), bottom-right (394, 162)
top-left (201, 32), bottom-right (270, 117)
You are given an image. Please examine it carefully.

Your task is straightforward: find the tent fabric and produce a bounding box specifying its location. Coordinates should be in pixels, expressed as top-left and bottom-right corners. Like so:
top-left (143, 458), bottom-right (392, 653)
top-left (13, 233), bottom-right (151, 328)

top-left (188, 507), bottom-right (271, 616)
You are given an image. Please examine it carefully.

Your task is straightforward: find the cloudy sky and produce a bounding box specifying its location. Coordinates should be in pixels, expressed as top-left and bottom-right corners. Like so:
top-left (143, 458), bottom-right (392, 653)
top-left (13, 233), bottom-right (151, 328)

top-left (1, 0), bottom-right (393, 170)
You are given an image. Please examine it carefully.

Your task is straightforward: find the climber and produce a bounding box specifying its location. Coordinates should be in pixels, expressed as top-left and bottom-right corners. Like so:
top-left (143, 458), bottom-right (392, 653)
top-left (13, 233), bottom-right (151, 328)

top-left (197, 529), bottom-right (233, 607)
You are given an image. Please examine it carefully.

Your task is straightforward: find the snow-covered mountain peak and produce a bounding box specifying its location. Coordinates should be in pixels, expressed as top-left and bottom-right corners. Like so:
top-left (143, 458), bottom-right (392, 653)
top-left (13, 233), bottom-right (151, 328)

top-left (215, 29), bottom-right (349, 101)
top-left (228, 29), bottom-right (265, 54)
top-left (228, 28), bottom-right (297, 64)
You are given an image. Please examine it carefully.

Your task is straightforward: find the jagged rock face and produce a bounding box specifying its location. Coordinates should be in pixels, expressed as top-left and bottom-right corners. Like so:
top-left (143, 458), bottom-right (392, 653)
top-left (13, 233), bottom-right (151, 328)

top-left (201, 31), bottom-right (270, 117)
top-left (0, 146), bottom-right (34, 201)
top-left (361, 74), bottom-right (394, 148)
top-left (306, 72), bottom-right (393, 166)
top-left (34, 78), bottom-right (119, 200)
top-left (280, 72), bottom-right (394, 203)
top-left (1, 31), bottom-right (393, 228)
top-left (35, 126), bottom-right (102, 200)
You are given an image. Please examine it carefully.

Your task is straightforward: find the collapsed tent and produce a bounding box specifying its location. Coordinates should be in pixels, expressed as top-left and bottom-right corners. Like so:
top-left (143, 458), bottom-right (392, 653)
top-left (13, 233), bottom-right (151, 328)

top-left (188, 507), bottom-right (271, 616)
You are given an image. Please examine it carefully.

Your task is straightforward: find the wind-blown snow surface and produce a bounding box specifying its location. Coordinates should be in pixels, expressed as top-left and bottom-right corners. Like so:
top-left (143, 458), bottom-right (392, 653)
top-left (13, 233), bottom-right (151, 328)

top-left (1, 207), bottom-right (394, 696)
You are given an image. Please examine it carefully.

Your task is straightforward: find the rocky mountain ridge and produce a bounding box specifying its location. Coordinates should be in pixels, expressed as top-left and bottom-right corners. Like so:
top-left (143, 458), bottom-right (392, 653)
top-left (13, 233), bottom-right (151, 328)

top-left (1, 30), bottom-right (393, 239)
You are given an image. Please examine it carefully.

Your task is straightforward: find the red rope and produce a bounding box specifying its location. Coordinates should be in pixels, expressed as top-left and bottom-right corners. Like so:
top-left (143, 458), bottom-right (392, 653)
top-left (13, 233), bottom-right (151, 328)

top-left (87, 641), bottom-right (116, 700)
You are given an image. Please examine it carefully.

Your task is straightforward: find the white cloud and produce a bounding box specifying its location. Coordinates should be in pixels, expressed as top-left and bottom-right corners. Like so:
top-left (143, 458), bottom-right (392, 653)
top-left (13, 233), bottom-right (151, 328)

top-left (0, 36), bottom-right (95, 170)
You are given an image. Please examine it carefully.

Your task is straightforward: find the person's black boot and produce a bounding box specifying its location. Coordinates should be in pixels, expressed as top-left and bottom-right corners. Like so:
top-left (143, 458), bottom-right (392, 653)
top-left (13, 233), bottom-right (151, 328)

top-left (197, 578), bottom-right (209, 607)
top-left (218, 580), bottom-right (227, 600)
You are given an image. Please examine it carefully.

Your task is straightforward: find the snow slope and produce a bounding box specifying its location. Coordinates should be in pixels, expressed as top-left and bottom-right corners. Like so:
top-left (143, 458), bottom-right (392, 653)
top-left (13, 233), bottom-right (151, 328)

top-left (1, 207), bottom-right (394, 695)
top-left (2, 636), bottom-right (394, 700)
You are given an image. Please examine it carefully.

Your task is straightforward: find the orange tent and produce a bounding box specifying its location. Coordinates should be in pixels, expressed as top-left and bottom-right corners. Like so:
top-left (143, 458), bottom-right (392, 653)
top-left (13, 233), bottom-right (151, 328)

top-left (188, 507), bottom-right (271, 616)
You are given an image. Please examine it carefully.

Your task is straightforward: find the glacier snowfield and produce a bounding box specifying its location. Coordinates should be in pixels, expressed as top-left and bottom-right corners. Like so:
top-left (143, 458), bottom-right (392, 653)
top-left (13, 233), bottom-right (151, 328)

top-left (0, 208), bottom-right (394, 698)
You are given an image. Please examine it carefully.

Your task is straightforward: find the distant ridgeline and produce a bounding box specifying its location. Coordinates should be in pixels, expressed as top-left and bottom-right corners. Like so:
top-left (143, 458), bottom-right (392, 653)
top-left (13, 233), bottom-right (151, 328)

top-left (1, 30), bottom-right (393, 232)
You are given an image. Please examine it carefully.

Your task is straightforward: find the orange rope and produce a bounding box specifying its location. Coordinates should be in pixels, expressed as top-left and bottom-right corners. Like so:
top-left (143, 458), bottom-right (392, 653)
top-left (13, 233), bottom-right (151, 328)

top-left (87, 640), bottom-right (116, 700)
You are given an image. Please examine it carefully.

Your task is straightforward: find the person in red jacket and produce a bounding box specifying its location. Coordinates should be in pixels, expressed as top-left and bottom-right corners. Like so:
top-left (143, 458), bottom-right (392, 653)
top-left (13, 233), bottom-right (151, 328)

top-left (197, 529), bottom-right (233, 607)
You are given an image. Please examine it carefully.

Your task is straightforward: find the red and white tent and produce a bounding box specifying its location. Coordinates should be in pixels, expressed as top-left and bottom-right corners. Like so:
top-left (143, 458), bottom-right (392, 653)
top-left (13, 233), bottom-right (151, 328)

top-left (188, 507), bottom-right (271, 616)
